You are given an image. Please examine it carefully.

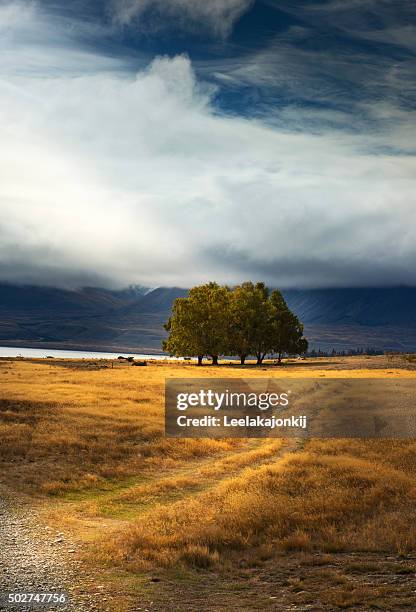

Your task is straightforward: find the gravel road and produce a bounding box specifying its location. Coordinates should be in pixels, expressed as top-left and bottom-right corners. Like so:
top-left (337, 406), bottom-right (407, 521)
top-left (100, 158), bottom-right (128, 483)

top-left (0, 489), bottom-right (107, 612)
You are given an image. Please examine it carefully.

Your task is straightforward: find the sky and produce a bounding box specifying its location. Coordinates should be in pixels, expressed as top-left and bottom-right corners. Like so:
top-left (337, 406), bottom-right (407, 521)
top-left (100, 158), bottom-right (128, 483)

top-left (0, 0), bottom-right (415, 289)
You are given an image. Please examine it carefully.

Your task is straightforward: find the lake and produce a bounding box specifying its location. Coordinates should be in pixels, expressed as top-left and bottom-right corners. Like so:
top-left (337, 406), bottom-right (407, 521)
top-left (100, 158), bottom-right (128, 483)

top-left (0, 346), bottom-right (176, 360)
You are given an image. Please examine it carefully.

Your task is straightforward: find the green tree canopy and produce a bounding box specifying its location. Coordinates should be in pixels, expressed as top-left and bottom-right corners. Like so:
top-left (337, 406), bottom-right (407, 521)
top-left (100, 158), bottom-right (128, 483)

top-left (269, 289), bottom-right (308, 363)
top-left (229, 282), bottom-right (271, 364)
top-left (163, 282), bottom-right (230, 365)
top-left (163, 281), bottom-right (307, 365)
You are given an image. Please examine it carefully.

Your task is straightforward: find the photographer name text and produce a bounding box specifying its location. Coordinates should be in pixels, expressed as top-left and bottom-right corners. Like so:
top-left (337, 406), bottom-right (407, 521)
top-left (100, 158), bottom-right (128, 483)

top-left (176, 414), bottom-right (307, 429)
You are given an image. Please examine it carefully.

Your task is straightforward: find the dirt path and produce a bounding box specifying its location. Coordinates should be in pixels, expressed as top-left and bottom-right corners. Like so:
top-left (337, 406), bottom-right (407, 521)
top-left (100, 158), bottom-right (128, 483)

top-left (0, 488), bottom-right (108, 612)
top-left (0, 440), bottom-right (301, 612)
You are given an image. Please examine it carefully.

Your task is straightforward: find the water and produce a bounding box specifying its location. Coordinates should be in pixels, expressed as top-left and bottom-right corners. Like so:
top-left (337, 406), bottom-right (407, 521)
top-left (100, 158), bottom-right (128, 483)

top-left (0, 346), bottom-right (176, 360)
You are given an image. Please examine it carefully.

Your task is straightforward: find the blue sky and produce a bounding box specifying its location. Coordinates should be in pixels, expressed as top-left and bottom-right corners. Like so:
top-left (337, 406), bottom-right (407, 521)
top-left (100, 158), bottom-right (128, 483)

top-left (0, 0), bottom-right (415, 288)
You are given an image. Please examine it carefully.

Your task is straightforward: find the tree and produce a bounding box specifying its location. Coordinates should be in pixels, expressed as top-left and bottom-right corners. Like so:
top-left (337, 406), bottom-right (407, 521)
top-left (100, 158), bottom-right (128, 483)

top-left (163, 282), bottom-right (230, 365)
top-left (163, 298), bottom-right (205, 365)
top-left (163, 281), bottom-right (308, 366)
top-left (249, 283), bottom-right (273, 365)
top-left (229, 282), bottom-right (271, 364)
top-left (269, 289), bottom-right (308, 363)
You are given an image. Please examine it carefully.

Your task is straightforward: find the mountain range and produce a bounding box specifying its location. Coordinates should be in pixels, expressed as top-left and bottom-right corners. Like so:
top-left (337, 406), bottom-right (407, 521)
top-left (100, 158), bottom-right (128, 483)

top-left (0, 283), bottom-right (415, 353)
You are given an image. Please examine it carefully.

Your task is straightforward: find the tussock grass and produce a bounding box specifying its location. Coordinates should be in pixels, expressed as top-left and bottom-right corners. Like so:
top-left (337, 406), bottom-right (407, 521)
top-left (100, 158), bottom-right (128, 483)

top-left (0, 360), bottom-right (245, 494)
top-left (103, 446), bottom-right (416, 570)
top-left (1, 357), bottom-right (416, 588)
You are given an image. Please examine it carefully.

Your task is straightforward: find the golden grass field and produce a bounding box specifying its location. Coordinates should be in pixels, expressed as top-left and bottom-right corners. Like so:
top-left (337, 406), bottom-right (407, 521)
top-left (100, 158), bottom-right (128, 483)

top-left (1, 355), bottom-right (416, 610)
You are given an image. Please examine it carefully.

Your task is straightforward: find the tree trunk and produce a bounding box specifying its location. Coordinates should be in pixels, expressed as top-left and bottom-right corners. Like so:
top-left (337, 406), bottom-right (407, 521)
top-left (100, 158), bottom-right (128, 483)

top-left (211, 355), bottom-right (219, 365)
top-left (256, 353), bottom-right (263, 365)
top-left (277, 352), bottom-right (282, 364)
top-left (240, 354), bottom-right (246, 365)
top-left (197, 355), bottom-right (203, 366)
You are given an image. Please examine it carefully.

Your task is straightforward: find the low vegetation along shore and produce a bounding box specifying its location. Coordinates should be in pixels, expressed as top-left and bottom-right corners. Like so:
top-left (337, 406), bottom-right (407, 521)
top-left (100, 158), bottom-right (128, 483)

top-left (1, 355), bottom-right (416, 610)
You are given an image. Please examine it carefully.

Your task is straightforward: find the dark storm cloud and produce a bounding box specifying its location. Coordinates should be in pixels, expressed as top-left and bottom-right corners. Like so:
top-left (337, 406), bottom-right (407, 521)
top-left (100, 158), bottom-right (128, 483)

top-left (203, 245), bottom-right (416, 289)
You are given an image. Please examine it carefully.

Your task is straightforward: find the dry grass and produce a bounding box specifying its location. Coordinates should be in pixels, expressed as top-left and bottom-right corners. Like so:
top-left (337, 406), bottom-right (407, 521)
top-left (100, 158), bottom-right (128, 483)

top-left (1, 355), bottom-right (416, 610)
top-left (2, 355), bottom-right (412, 497)
top-left (102, 443), bottom-right (416, 571)
top-left (0, 359), bottom-right (250, 494)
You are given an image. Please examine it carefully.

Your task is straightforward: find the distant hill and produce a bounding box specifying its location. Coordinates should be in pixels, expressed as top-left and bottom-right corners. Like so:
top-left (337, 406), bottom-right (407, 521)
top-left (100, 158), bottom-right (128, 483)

top-left (116, 285), bottom-right (416, 327)
top-left (282, 287), bottom-right (416, 327)
top-left (120, 287), bottom-right (188, 314)
top-left (0, 283), bottom-right (415, 353)
top-left (0, 283), bottom-right (148, 314)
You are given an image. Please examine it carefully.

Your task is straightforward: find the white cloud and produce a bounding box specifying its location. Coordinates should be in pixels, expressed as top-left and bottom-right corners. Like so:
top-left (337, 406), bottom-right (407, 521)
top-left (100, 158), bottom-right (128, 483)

top-left (0, 1), bottom-right (415, 289)
top-left (109, 0), bottom-right (254, 38)
top-left (0, 1), bottom-right (129, 77)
